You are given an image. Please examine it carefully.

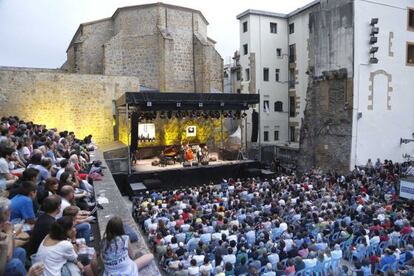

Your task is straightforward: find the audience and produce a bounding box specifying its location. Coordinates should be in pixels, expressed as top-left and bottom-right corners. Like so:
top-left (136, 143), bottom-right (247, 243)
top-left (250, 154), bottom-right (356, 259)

top-left (133, 158), bottom-right (414, 275)
top-left (0, 116), bottom-right (108, 275)
top-left (2, 115), bottom-right (414, 275)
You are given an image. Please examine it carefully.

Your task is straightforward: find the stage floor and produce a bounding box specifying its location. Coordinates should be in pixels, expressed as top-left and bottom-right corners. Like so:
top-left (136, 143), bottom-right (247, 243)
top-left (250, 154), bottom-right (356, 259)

top-left (132, 158), bottom-right (252, 173)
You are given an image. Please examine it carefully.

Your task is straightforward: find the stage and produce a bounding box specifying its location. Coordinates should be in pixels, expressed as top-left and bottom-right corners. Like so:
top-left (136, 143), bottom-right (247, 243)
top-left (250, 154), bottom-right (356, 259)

top-left (122, 159), bottom-right (262, 194)
top-left (132, 158), bottom-right (248, 173)
top-left (111, 91), bottom-right (262, 195)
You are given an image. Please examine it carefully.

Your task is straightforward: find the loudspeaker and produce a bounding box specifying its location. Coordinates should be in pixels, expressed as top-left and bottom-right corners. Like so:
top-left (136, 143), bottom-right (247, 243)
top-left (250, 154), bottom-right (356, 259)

top-left (183, 161), bottom-right (191, 167)
top-left (151, 160), bottom-right (160, 166)
top-left (130, 112), bottom-right (139, 153)
top-left (209, 156), bottom-right (217, 162)
top-left (192, 162), bottom-right (199, 167)
top-left (167, 160), bottom-right (174, 165)
top-left (201, 160), bottom-right (209, 166)
top-left (251, 110), bottom-right (259, 142)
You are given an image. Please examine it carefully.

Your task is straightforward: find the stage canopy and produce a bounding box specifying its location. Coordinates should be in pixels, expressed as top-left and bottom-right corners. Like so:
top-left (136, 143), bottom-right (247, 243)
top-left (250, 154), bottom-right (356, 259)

top-left (116, 91), bottom-right (260, 111)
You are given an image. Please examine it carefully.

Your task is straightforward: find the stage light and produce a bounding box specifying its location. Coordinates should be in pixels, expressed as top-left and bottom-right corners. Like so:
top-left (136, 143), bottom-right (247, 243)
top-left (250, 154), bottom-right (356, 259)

top-left (167, 111), bottom-right (172, 119)
top-left (159, 111), bottom-right (166, 119)
top-left (202, 112), bottom-right (209, 119)
top-left (215, 111), bottom-right (221, 119)
top-left (196, 111), bottom-right (201, 117)
top-left (152, 111), bottom-right (157, 120)
top-left (223, 111), bottom-right (228, 118)
top-left (242, 112), bottom-right (247, 118)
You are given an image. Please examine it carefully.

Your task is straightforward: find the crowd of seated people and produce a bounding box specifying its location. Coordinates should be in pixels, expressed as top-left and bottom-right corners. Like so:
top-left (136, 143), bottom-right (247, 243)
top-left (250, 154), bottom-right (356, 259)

top-left (0, 116), bottom-right (99, 276)
top-left (133, 159), bottom-right (414, 275)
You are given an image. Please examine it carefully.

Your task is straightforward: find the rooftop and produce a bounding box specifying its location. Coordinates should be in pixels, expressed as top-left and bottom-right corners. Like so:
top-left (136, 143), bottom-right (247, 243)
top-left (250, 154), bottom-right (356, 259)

top-left (236, 0), bottom-right (320, 20)
top-left (67, 2), bottom-right (210, 52)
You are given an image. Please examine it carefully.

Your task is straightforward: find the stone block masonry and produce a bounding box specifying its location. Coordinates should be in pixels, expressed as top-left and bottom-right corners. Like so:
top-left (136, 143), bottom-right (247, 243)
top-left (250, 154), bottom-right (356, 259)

top-left (0, 67), bottom-right (139, 144)
top-left (65, 3), bottom-right (223, 93)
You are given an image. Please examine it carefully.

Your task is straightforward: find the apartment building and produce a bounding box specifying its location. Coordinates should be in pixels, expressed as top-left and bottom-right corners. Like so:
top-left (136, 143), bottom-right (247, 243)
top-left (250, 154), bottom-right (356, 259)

top-left (237, 0), bottom-right (414, 172)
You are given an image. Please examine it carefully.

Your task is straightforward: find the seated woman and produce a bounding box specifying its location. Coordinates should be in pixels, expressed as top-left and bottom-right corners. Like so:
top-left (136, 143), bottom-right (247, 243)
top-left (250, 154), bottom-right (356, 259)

top-left (36, 216), bottom-right (95, 276)
top-left (101, 216), bottom-right (153, 276)
top-left (63, 205), bottom-right (93, 244)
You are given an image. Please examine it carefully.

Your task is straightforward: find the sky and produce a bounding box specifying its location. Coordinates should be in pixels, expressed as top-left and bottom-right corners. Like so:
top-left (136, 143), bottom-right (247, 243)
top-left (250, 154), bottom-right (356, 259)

top-left (0, 0), bottom-right (312, 68)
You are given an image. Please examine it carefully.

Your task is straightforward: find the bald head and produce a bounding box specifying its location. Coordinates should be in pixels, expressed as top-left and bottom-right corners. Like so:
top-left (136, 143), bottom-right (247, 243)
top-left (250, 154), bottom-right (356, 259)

top-left (60, 185), bottom-right (74, 199)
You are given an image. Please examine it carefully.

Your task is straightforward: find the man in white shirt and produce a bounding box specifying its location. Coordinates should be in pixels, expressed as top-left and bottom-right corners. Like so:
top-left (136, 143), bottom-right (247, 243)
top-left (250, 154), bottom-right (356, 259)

top-left (57, 185), bottom-right (74, 218)
top-left (0, 145), bottom-right (18, 190)
top-left (222, 248), bottom-right (236, 265)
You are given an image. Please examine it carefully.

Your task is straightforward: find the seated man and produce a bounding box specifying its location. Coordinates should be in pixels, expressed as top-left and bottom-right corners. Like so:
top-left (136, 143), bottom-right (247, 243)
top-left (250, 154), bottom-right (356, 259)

top-left (0, 144), bottom-right (18, 191)
top-left (0, 196), bottom-right (27, 276)
top-left (10, 181), bottom-right (37, 224)
top-left (27, 195), bottom-right (61, 255)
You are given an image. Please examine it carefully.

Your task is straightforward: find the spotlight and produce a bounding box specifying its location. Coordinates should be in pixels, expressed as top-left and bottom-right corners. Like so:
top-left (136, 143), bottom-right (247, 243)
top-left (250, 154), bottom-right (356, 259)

top-left (159, 111), bottom-right (166, 119)
top-left (235, 111), bottom-right (241, 119)
top-left (167, 111), bottom-right (172, 119)
top-left (215, 111), bottom-right (221, 119)
top-left (223, 111), bottom-right (228, 118)
top-left (242, 112), bottom-right (247, 118)
top-left (196, 111), bottom-right (201, 118)
top-left (202, 112), bottom-right (209, 119)
top-left (152, 111), bottom-right (157, 120)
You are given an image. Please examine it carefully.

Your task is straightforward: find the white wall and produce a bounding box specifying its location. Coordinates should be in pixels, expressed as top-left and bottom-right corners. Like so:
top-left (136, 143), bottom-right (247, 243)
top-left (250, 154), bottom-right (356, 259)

top-left (352, 0), bottom-right (414, 167)
top-left (239, 13), bottom-right (289, 146)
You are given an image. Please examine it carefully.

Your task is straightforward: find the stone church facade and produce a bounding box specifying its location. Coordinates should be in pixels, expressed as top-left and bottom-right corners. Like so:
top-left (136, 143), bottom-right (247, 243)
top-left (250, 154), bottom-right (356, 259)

top-left (63, 3), bottom-right (223, 93)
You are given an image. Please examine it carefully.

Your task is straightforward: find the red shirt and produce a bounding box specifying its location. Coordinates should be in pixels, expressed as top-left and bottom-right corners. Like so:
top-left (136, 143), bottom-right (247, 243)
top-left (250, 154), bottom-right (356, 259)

top-left (400, 226), bottom-right (412, 235)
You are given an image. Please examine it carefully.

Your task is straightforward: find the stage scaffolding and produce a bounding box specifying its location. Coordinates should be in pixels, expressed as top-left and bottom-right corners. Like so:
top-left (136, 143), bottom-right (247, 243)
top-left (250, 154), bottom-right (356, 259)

top-left (115, 91), bottom-right (260, 174)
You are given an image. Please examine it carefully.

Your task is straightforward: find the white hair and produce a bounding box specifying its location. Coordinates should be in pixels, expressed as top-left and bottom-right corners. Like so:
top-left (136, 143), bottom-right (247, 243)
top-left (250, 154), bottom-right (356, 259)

top-left (0, 197), bottom-right (11, 223)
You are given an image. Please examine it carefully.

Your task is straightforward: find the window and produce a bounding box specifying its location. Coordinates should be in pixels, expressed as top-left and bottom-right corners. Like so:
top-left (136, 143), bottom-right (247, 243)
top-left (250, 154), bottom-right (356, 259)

top-left (243, 21), bottom-right (248, 32)
top-left (274, 101), bottom-right (283, 112)
top-left (275, 69), bottom-right (280, 82)
top-left (73, 45), bottom-right (78, 71)
top-left (243, 44), bottom-right (248, 55)
top-left (236, 89), bottom-right (241, 94)
top-left (409, 8), bottom-right (414, 30)
top-left (290, 127), bottom-right (296, 142)
top-left (289, 23), bottom-right (295, 34)
top-left (263, 100), bottom-right (270, 113)
top-left (270, 22), bottom-right (277, 33)
top-left (276, 48), bottom-right (282, 57)
top-left (245, 68), bottom-right (250, 81)
top-left (289, 44), bottom-right (296, 62)
top-left (408, 43), bottom-right (414, 65)
top-left (274, 130), bottom-right (279, 141)
top-left (288, 69), bottom-right (295, 89)
top-left (264, 131), bottom-right (269, 142)
top-left (263, 68), bottom-right (269, 81)
top-left (289, 96), bottom-right (296, 117)
top-left (236, 71), bottom-right (241, 81)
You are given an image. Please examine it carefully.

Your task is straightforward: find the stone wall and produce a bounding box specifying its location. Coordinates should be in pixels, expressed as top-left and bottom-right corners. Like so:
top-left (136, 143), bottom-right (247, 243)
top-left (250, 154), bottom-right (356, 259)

top-left (0, 67), bottom-right (139, 144)
top-left (64, 3), bottom-right (223, 93)
top-left (298, 0), bottom-right (354, 173)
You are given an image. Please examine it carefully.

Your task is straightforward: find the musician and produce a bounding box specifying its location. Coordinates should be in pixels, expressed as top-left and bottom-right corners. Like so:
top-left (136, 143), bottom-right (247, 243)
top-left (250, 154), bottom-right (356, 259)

top-left (184, 142), bottom-right (194, 161)
top-left (195, 144), bottom-right (202, 162)
top-left (201, 145), bottom-right (209, 162)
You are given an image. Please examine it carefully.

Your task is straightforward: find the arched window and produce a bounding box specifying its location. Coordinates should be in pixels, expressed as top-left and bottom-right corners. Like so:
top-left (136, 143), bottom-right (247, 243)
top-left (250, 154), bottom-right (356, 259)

top-left (274, 101), bottom-right (283, 112)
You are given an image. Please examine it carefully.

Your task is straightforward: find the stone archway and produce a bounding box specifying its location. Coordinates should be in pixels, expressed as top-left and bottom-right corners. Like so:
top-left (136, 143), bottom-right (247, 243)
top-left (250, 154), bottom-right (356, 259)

top-left (367, 69), bottom-right (393, 110)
